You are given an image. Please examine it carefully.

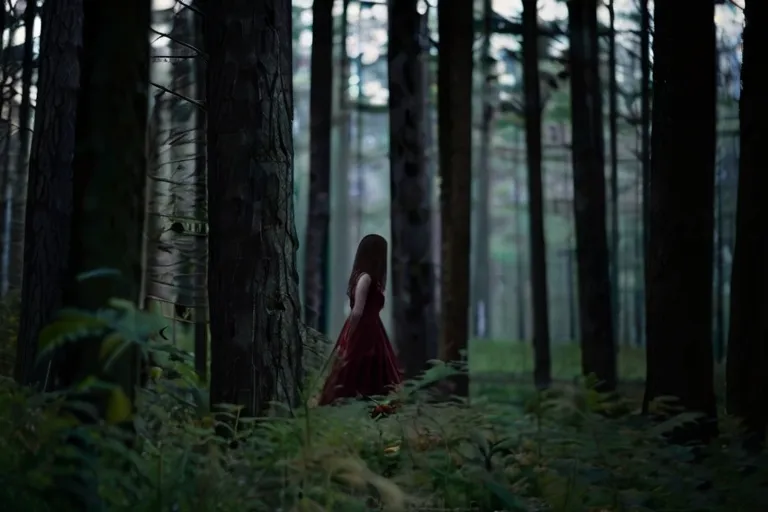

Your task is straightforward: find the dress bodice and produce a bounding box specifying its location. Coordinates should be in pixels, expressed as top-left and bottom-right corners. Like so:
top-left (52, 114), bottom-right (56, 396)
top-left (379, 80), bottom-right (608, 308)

top-left (348, 273), bottom-right (385, 314)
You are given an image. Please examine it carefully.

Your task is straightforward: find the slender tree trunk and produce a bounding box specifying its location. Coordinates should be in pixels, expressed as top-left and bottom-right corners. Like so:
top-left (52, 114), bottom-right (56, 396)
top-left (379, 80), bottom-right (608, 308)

top-left (643, 0), bottom-right (717, 442)
top-left (438, 0), bottom-right (473, 395)
top-left (0, 20), bottom-right (17, 297)
top-left (472, 0), bottom-right (493, 340)
top-left (329, 0), bottom-right (351, 337)
top-left (192, 0), bottom-right (208, 380)
top-left (566, 248), bottom-right (577, 342)
top-left (388, 0), bottom-right (436, 379)
top-left (567, 0), bottom-right (616, 391)
top-left (168, 5), bottom-right (198, 344)
top-left (514, 126), bottom-right (528, 342)
top-left (714, 163), bottom-right (725, 364)
top-left (15, 0), bottom-right (82, 387)
top-left (0, 2), bottom-right (5, 56)
top-left (522, 0), bottom-right (551, 389)
top-left (640, 0), bottom-right (650, 270)
top-left (206, 0), bottom-right (303, 416)
top-left (423, 9), bottom-right (439, 359)
top-left (726, 0), bottom-right (768, 450)
top-left (304, 0), bottom-right (333, 331)
top-left (607, 0), bottom-right (620, 346)
top-left (8, 0), bottom-right (36, 293)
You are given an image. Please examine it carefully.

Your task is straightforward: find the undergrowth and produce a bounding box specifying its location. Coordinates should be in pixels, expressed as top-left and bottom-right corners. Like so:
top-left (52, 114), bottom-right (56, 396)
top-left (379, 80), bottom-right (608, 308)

top-left (0, 296), bottom-right (765, 511)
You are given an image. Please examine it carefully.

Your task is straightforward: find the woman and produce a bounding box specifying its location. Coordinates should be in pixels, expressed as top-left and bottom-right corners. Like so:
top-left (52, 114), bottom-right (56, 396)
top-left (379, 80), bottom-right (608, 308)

top-left (318, 234), bottom-right (403, 405)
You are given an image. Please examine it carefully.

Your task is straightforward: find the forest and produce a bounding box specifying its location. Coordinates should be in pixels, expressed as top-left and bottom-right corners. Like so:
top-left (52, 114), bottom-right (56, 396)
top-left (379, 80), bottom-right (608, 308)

top-left (0, 0), bottom-right (764, 510)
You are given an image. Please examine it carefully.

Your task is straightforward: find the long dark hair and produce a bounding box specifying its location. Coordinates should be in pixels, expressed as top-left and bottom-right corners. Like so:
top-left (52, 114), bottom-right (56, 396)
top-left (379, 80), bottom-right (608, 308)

top-left (348, 234), bottom-right (388, 296)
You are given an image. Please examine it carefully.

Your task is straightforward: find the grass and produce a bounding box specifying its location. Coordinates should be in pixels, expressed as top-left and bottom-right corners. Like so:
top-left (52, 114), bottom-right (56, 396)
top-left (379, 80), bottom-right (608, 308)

top-left (469, 339), bottom-right (647, 382)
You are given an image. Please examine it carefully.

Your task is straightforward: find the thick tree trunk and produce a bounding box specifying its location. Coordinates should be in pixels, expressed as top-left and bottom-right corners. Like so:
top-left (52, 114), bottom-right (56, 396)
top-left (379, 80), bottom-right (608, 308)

top-left (437, 0), bottom-right (472, 395)
top-left (643, 0), bottom-right (717, 442)
top-left (726, 0), bottom-right (768, 450)
top-left (206, 0), bottom-right (303, 416)
top-left (15, 0), bottom-right (82, 387)
top-left (388, 0), bottom-right (436, 379)
top-left (54, 0), bottom-right (149, 395)
top-left (567, 0), bottom-right (616, 391)
top-left (522, 0), bottom-right (551, 390)
top-left (304, 0), bottom-right (333, 332)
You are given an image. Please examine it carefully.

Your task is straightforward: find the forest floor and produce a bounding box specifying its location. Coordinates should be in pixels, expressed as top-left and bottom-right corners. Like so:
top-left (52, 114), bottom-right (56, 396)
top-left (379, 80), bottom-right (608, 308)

top-left (0, 299), bottom-right (761, 512)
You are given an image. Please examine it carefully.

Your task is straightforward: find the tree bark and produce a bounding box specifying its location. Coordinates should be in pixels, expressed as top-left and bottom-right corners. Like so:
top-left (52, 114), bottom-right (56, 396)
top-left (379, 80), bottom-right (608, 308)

top-left (8, 0), bottom-right (36, 293)
top-left (328, 0), bottom-right (352, 338)
top-left (168, 6), bottom-right (199, 336)
top-left (437, 0), bottom-right (472, 395)
top-left (521, 0), bottom-right (551, 390)
top-left (15, 0), bottom-right (82, 387)
top-left (643, 0), bottom-right (717, 442)
top-left (192, 0), bottom-right (208, 381)
top-left (388, 0), bottom-right (436, 379)
top-left (54, 0), bottom-right (149, 397)
top-left (607, 0), bottom-right (620, 345)
top-left (639, 0), bottom-right (650, 348)
top-left (472, 0), bottom-right (493, 340)
top-left (726, 0), bottom-right (768, 450)
top-left (304, 0), bottom-right (333, 332)
top-left (206, 0), bottom-right (303, 416)
top-left (567, 0), bottom-right (616, 391)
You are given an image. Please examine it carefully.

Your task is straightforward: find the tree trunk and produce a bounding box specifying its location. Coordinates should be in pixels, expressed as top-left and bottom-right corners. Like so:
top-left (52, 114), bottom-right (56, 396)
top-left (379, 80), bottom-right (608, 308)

top-left (639, 0), bottom-right (650, 258)
top-left (567, 0), bottom-right (616, 391)
top-left (0, 19), bottom-right (16, 297)
top-left (639, 0), bottom-right (650, 348)
top-left (514, 127), bottom-right (528, 342)
top-left (726, 0), bottom-right (768, 450)
top-left (15, 0), bottom-right (82, 387)
top-left (56, 0), bottom-right (146, 389)
top-left (423, 9), bottom-right (439, 359)
top-left (206, 0), bottom-right (303, 416)
top-left (643, 0), bottom-right (717, 442)
top-left (168, 5), bottom-right (199, 339)
top-left (193, 0), bottom-right (208, 380)
top-left (329, 0), bottom-right (351, 338)
top-left (522, 0), bottom-right (551, 390)
top-left (437, 0), bottom-right (472, 395)
top-left (472, 0), bottom-right (492, 340)
top-left (607, 0), bottom-right (620, 346)
top-left (8, 0), bottom-right (36, 294)
top-left (388, 0), bottom-right (436, 379)
top-left (53, 0), bottom-right (149, 390)
top-left (304, 0), bottom-right (333, 332)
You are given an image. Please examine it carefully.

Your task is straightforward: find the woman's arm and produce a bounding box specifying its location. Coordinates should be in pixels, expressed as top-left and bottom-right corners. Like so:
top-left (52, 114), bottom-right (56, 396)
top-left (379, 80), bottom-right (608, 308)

top-left (348, 273), bottom-right (371, 335)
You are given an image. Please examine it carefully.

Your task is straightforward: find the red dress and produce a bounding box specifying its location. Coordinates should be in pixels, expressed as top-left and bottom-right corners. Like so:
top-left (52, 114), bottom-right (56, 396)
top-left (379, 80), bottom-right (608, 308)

top-left (318, 273), bottom-right (403, 405)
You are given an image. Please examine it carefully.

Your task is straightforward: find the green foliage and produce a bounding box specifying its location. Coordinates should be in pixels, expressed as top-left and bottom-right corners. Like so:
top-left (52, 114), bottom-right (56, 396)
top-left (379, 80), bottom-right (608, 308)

top-left (0, 290), bottom-right (19, 376)
top-left (0, 295), bottom-right (764, 511)
top-left (1, 370), bottom-right (766, 511)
